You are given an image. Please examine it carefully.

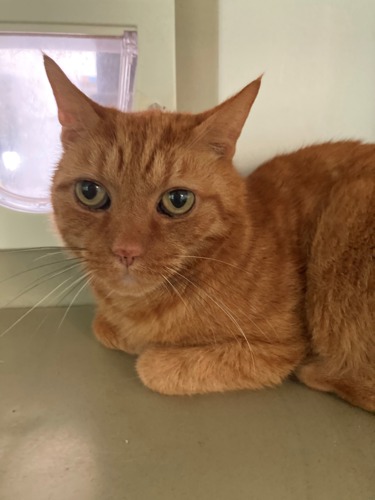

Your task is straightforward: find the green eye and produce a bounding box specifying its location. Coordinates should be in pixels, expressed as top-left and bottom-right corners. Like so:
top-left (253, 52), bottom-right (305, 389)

top-left (158, 189), bottom-right (195, 217)
top-left (75, 180), bottom-right (111, 210)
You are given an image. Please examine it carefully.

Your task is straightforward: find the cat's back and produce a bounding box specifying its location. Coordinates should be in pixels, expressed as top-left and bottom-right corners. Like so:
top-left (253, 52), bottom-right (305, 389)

top-left (248, 140), bottom-right (375, 193)
top-left (246, 140), bottom-right (375, 228)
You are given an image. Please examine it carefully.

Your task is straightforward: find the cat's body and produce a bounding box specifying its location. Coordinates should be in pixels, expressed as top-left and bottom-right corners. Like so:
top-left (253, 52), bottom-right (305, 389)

top-left (44, 56), bottom-right (374, 411)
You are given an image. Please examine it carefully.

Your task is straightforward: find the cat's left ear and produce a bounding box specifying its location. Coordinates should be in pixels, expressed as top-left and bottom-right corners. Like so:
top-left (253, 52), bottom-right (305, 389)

top-left (193, 77), bottom-right (262, 159)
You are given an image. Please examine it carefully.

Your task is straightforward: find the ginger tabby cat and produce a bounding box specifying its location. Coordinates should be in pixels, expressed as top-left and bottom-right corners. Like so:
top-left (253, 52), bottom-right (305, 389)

top-left (44, 56), bottom-right (374, 411)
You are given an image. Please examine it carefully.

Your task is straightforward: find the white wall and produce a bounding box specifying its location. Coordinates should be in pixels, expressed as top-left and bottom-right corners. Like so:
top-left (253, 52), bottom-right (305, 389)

top-left (219, 0), bottom-right (375, 173)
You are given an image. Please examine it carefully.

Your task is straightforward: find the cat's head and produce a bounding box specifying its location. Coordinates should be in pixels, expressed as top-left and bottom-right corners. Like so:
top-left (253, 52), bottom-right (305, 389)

top-left (44, 56), bottom-right (261, 297)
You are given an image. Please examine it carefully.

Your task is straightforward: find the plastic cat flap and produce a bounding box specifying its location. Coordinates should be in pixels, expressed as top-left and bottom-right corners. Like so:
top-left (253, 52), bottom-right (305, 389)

top-left (0, 31), bottom-right (137, 213)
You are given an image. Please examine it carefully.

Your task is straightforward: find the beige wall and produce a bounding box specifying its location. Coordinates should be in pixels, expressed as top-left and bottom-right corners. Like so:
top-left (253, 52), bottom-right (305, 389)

top-left (175, 0), bottom-right (218, 113)
top-left (218, 0), bottom-right (375, 173)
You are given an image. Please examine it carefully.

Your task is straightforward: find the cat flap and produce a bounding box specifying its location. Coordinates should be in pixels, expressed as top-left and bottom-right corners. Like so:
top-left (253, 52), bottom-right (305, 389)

top-left (193, 76), bottom-right (262, 160)
top-left (44, 55), bottom-right (104, 141)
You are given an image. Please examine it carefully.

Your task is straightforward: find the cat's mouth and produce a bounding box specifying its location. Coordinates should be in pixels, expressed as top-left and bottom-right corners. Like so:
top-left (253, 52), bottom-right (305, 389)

top-left (84, 251), bottom-right (185, 297)
top-left (88, 259), bottom-right (163, 297)
top-left (112, 264), bottom-right (143, 287)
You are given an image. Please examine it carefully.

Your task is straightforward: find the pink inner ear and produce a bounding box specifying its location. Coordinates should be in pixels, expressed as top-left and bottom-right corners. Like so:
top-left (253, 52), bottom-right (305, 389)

top-left (58, 109), bottom-right (76, 127)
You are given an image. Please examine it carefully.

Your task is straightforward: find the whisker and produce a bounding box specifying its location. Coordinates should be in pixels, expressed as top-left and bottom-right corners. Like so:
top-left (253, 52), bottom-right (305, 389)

top-left (0, 257), bottom-right (83, 286)
top-left (0, 246), bottom-right (84, 255)
top-left (57, 275), bottom-right (93, 331)
top-left (2, 262), bottom-right (84, 308)
top-left (175, 255), bottom-right (275, 339)
top-left (33, 250), bottom-right (70, 262)
top-left (161, 280), bottom-right (174, 298)
top-left (161, 269), bottom-right (217, 346)
top-left (0, 247), bottom-right (63, 255)
top-left (50, 270), bottom-right (88, 304)
top-left (192, 272), bottom-right (273, 342)
top-left (102, 289), bottom-right (115, 301)
top-left (166, 266), bottom-right (256, 366)
top-left (32, 315), bottom-right (48, 337)
top-left (160, 273), bottom-right (189, 311)
top-left (176, 255), bottom-right (253, 276)
top-left (0, 275), bottom-right (75, 338)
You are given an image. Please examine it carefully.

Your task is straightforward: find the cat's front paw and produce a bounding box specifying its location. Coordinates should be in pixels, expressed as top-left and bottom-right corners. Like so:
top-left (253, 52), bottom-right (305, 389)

top-left (93, 314), bottom-right (135, 354)
top-left (136, 347), bottom-right (197, 395)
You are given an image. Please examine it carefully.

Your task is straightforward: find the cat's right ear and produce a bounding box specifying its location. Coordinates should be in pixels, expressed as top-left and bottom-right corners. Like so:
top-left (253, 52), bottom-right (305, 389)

top-left (192, 77), bottom-right (262, 160)
top-left (43, 55), bottom-right (102, 144)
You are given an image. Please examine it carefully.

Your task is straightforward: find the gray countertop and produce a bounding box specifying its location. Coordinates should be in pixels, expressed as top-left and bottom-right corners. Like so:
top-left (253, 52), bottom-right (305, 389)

top-left (1, 306), bottom-right (374, 500)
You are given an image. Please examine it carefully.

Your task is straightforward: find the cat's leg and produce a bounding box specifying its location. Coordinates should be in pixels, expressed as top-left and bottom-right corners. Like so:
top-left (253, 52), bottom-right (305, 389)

top-left (136, 339), bottom-right (303, 395)
top-left (93, 314), bottom-right (136, 354)
top-left (296, 360), bottom-right (375, 412)
top-left (304, 176), bottom-right (375, 412)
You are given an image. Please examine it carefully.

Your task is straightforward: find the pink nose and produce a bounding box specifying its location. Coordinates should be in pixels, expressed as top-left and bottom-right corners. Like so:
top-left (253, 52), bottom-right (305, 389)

top-left (112, 244), bottom-right (143, 267)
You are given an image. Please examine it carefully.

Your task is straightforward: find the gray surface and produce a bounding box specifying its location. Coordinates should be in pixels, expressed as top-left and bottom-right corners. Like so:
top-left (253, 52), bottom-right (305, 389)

top-left (0, 306), bottom-right (374, 500)
top-left (0, 249), bottom-right (93, 308)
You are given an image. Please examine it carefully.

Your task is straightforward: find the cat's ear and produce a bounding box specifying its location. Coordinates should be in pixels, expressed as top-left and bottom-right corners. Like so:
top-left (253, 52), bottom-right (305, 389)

top-left (43, 55), bottom-right (103, 143)
top-left (193, 77), bottom-right (262, 159)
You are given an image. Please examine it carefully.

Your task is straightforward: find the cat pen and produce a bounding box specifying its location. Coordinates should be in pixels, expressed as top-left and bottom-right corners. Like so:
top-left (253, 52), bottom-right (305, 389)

top-left (0, 1), bottom-right (374, 499)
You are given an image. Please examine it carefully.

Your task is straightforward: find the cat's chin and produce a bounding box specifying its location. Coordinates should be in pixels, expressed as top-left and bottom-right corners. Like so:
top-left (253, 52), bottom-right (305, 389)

top-left (96, 272), bottom-right (161, 299)
top-left (122, 273), bottom-right (137, 286)
top-left (114, 282), bottom-right (160, 300)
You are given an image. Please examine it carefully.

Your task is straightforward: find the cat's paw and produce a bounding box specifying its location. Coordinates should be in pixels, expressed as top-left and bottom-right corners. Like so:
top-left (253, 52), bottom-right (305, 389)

top-left (93, 314), bottom-right (135, 354)
top-left (136, 347), bottom-right (189, 395)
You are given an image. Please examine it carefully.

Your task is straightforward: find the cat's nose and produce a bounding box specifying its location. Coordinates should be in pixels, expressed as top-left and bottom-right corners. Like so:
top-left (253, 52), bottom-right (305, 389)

top-left (112, 244), bottom-right (143, 267)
